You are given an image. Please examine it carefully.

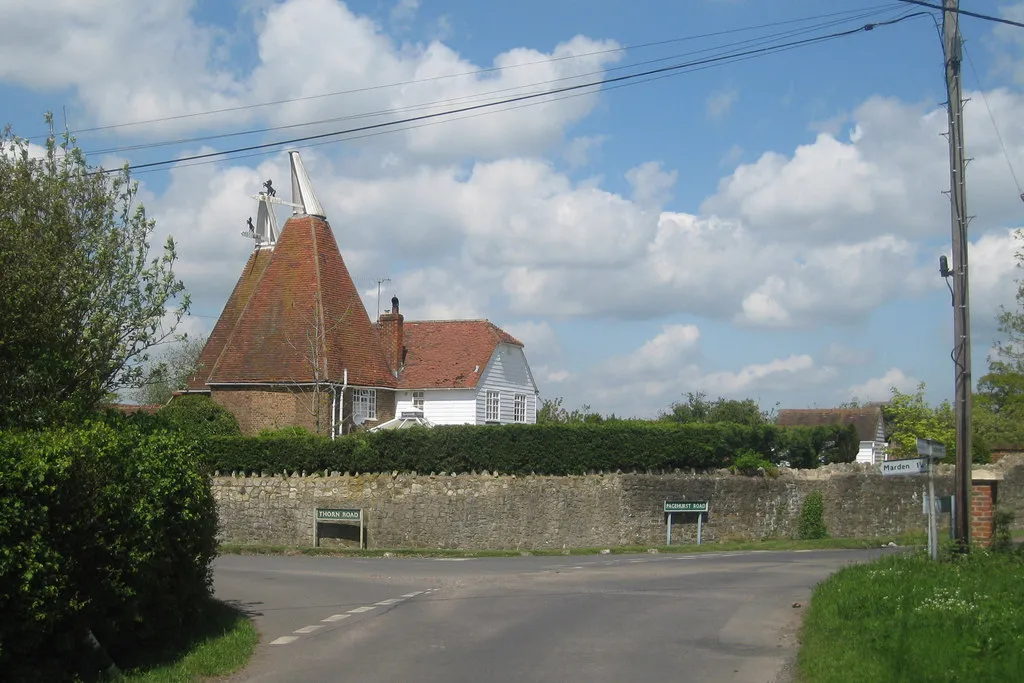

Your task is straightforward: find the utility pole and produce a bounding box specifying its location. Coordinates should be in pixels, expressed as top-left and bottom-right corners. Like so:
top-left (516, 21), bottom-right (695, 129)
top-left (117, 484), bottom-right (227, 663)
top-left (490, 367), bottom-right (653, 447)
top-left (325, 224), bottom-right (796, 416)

top-left (943, 0), bottom-right (973, 549)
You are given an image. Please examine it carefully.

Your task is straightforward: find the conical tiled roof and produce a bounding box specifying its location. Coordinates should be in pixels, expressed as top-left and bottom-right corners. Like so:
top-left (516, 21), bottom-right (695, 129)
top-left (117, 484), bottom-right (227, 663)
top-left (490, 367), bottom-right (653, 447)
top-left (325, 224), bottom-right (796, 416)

top-left (187, 247), bottom-right (273, 390)
top-left (204, 214), bottom-right (395, 387)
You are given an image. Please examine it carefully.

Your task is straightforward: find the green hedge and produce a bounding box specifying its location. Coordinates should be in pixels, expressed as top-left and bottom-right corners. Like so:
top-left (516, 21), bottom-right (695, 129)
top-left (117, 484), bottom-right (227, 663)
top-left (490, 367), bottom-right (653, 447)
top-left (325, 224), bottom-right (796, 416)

top-left (0, 420), bottom-right (218, 681)
top-left (205, 422), bottom-right (859, 475)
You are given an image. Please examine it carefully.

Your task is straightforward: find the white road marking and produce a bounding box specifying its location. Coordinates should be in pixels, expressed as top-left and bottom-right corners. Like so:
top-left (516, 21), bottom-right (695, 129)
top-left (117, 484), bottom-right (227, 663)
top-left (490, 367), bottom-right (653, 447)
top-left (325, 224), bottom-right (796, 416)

top-left (322, 614), bottom-right (350, 622)
top-left (375, 598), bottom-right (401, 605)
top-left (270, 636), bottom-right (299, 645)
top-left (402, 592), bottom-right (423, 598)
top-left (294, 624), bottom-right (323, 634)
top-left (348, 605), bottom-right (376, 613)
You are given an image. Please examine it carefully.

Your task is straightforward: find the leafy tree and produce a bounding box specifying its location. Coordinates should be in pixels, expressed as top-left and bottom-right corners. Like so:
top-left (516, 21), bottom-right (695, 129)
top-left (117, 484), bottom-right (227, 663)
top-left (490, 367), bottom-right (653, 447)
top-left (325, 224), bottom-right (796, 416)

top-left (659, 390), bottom-right (770, 426)
top-left (536, 396), bottom-right (607, 424)
top-left (0, 118), bottom-right (188, 428)
top-left (974, 228), bottom-right (1024, 447)
top-left (882, 383), bottom-right (956, 461)
top-left (131, 334), bottom-right (207, 406)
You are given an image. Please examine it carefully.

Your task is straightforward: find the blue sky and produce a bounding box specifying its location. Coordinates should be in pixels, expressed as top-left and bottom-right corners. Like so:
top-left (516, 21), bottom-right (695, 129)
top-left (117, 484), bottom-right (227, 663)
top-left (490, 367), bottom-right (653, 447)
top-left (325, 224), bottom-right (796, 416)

top-left (4, 0), bottom-right (1024, 416)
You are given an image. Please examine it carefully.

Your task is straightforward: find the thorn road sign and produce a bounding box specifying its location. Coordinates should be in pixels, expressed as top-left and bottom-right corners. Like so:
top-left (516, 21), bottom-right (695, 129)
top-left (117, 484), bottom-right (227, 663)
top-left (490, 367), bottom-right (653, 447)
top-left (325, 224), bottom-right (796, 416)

top-left (916, 437), bottom-right (946, 460)
top-left (881, 458), bottom-right (928, 476)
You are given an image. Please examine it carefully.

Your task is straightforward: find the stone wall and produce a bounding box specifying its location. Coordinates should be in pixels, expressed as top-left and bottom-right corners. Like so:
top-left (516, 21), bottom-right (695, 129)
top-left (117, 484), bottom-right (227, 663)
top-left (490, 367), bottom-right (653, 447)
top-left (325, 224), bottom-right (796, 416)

top-left (212, 457), bottom-right (1023, 550)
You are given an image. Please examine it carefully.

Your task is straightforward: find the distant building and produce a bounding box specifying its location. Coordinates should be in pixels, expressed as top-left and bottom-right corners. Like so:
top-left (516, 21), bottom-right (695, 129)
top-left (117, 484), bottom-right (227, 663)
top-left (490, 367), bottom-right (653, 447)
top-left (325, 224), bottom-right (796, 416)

top-left (776, 405), bottom-right (888, 464)
top-left (183, 152), bottom-right (538, 436)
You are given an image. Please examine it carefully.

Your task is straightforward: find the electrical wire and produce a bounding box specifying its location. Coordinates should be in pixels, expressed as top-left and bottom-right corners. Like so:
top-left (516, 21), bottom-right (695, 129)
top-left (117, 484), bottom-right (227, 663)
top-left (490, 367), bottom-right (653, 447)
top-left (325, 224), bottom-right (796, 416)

top-left (43, 3), bottom-right (904, 140)
top-left (83, 7), bottom-right (897, 158)
top-left (96, 12), bottom-right (930, 175)
top-left (897, 0), bottom-right (1024, 29)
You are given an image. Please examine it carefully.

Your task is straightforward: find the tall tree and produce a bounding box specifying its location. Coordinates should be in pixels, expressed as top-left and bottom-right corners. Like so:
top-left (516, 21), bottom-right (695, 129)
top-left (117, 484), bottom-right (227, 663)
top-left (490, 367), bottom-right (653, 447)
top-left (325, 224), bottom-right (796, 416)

top-left (131, 334), bottom-right (208, 406)
top-left (0, 118), bottom-right (188, 428)
top-left (659, 391), bottom-right (769, 426)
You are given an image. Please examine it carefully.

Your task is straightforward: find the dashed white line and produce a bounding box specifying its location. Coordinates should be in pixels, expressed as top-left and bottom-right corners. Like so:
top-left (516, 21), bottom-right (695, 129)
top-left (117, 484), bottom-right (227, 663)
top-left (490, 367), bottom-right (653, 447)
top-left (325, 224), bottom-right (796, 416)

top-left (348, 605), bottom-right (376, 614)
top-left (294, 624), bottom-right (323, 634)
top-left (402, 592), bottom-right (423, 598)
top-left (321, 614), bottom-right (350, 623)
top-left (269, 636), bottom-right (299, 645)
top-left (375, 598), bottom-right (401, 605)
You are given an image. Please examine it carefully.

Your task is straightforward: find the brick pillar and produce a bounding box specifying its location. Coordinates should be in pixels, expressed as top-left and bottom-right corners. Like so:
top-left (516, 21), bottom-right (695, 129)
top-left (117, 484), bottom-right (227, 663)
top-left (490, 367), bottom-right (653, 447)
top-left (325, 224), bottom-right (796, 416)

top-left (970, 469), bottom-right (1003, 547)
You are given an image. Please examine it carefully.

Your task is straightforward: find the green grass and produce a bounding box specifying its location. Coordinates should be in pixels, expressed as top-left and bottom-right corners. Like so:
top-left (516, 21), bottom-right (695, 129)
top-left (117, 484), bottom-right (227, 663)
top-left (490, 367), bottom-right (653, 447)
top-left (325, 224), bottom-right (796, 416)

top-left (797, 548), bottom-right (1024, 683)
top-left (116, 599), bottom-right (257, 683)
top-left (219, 536), bottom-right (883, 559)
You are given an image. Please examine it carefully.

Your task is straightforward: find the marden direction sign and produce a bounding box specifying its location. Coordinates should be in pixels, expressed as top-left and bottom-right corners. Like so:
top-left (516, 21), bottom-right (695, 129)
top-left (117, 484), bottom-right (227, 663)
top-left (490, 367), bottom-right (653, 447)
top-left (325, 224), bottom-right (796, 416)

top-left (881, 458), bottom-right (927, 476)
top-left (664, 501), bottom-right (709, 513)
top-left (316, 508), bottom-right (361, 521)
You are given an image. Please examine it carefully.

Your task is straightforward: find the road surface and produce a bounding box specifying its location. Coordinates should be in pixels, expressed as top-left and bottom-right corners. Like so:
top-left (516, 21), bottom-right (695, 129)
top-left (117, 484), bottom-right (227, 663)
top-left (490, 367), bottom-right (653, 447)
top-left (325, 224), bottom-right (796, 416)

top-left (215, 549), bottom-right (885, 683)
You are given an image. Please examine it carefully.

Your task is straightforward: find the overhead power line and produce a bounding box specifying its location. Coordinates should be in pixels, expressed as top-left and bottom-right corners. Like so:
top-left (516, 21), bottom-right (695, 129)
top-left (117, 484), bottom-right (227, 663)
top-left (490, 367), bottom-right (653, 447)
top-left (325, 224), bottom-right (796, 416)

top-left (83, 6), bottom-right (894, 158)
top-left (897, 0), bottom-right (1024, 28)
top-left (97, 12), bottom-right (928, 175)
top-left (51, 3), bottom-right (901, 139)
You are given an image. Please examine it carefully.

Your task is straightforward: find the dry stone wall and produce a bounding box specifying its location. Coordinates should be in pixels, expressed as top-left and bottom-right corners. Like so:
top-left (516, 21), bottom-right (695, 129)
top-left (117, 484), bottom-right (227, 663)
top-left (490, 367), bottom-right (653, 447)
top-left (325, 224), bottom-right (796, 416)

top-left (212, 457), bottom-right (1023, 549)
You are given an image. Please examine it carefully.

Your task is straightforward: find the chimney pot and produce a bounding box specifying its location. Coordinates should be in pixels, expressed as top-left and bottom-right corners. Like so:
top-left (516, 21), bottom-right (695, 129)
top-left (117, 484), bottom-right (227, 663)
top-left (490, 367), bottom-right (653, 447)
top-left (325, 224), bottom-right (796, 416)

top-left (391, 295), bottom-right (399, 314)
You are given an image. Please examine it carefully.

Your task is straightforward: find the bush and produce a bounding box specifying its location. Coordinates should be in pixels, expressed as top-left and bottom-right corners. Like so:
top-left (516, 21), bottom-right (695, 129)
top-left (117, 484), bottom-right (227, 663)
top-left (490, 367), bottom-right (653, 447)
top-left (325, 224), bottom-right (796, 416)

top-left (0, 419), bottom-right (218, 681)
top-left (203, 421), bottom-right (857, 476)
top-left (798, 490), bottom-right (829, 540)
top-left (991, 509), bottom-right (1015, 553)
top-left (157, 394), bottom-right (241, 438)
top-left (730, 448), bottom-right (778, 477)
top-left (778, 424), bottom-right (859, 468)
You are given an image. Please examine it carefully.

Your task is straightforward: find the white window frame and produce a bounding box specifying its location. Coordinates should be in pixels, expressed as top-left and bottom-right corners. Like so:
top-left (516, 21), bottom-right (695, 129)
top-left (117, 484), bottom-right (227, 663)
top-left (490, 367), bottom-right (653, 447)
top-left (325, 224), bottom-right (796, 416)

top-left (353, 389), bottom-right (377, 421)
top-left (514, 393), bottom-right (526, 423)
top-left (486, 390), bottom-right (500, 422)
top-left (412, 390), bottom-right (424, 411)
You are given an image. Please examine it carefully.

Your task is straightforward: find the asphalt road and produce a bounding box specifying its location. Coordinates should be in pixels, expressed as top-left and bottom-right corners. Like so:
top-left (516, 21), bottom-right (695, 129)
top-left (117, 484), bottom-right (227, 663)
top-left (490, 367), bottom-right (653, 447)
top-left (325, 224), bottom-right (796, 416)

top-left (215, 549), bottom-right (887, 683)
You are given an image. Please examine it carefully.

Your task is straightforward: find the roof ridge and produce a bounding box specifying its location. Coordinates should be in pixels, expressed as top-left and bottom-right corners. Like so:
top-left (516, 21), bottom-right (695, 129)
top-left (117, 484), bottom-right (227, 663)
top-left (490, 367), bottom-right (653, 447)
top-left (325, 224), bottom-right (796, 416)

top-left (309, 217), bottom-right (329, 380)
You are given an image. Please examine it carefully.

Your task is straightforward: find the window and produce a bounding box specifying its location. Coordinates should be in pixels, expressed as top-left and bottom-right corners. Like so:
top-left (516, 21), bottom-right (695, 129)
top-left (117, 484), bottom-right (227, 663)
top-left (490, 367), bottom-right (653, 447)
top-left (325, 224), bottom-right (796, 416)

top-left (353, 389), bottom-right (376, 421)
top-left (412, 391), bottom-right (424, 411)
top-left (486, 390), bottom-right (500, 422)
top-left (514, 394), bottom-right (526, 423)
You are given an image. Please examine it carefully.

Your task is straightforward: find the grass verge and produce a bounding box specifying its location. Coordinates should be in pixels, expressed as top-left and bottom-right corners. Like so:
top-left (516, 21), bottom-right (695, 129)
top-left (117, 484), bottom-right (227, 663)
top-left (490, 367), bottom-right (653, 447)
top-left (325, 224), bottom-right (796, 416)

top-left (797, 548), bottom-right (1024, 682)
top-left (219, 536), bottom-right (884, 559)
top-left (116, 598), bottom-right (257, 683)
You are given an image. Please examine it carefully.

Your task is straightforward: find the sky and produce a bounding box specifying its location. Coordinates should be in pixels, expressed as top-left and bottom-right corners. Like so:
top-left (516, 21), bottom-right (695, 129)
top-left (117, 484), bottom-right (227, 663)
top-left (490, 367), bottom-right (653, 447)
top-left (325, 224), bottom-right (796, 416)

top-left (4, 0), bottom-right (1024, 418)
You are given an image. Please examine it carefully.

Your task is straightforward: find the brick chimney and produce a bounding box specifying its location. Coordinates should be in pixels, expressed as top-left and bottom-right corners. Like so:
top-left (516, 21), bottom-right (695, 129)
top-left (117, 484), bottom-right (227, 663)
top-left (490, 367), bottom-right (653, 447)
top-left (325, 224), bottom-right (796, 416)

top-left (377, 295), bottom-right (404, 376)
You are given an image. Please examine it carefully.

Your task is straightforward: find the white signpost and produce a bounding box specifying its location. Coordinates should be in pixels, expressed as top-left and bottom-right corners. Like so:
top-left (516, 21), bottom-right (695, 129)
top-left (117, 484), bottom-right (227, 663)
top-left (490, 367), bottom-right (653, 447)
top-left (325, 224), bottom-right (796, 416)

top-left (877, 438), bottom-right (947, 561)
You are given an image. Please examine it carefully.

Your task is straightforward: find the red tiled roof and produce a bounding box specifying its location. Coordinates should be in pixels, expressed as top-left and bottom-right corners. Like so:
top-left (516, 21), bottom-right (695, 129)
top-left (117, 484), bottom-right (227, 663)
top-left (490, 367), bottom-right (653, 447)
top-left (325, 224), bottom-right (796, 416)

top-left (203, 215), bottom-right (395, 387)
top-left (776, 407), bottom-right (884, 442)
top-left (188, 248), bottom-right (273, 390)
top-left (397, 320), bottom-right (523, 389)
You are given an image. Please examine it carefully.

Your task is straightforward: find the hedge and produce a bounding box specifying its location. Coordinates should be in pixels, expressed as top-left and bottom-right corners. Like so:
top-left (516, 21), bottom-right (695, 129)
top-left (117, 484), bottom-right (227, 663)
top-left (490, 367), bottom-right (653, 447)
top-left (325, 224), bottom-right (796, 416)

top-left (204, 422), bottom-right (859, 475)
top-left (0, 419), bottom-right (218, 681)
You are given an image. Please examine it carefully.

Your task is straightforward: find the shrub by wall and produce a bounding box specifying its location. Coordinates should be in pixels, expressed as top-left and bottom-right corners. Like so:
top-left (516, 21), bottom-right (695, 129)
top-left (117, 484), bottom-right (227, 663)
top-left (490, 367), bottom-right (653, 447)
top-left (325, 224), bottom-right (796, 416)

top-left (0, 420), bottom-right (218, 681)
top-left (157, 394), bottom-right (241, 438)
top-left (204, 421), bottom-right (859, 475)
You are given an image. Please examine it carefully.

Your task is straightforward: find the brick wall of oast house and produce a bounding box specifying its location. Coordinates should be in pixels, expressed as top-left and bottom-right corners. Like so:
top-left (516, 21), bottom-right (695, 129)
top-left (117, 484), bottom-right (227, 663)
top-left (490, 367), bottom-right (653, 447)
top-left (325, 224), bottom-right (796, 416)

top-left (212, 387), bottom-right (332, 435)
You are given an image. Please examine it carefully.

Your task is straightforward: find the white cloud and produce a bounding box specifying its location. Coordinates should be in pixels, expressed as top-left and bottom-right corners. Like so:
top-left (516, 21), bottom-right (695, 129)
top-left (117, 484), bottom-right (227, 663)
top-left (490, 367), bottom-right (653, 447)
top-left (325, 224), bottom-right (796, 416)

top-left (563, 135), bottom-right (606, 168)
top-left (848, 368), bottom-right (918, 402)
top-left (626, 161), bottom-right (677, 208)
top-left (389, 0), bottom-right (419, 30)
top-left (706, 87), bottom-right (738, 120)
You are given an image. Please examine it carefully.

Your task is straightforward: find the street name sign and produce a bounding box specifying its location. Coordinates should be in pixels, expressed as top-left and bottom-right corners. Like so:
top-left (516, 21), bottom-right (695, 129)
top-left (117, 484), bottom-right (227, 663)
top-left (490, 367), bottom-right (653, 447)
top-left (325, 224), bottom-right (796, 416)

top-left (664, 501), bottom-right (709, 513)
top-left (314, 507), bottom-right (364, 548)
top-left (881, 458), bottom-right (927, 476)
top-left (317, 508), bottom-right (361, 521)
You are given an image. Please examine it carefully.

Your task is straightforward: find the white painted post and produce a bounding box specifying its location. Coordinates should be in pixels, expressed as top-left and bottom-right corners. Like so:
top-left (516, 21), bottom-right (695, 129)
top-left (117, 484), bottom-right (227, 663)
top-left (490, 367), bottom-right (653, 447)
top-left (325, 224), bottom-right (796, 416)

top-left (359, 509), bottom-right (364, 550)
top-left (313, 508), bottom-right (319, 548)
top-left (927, 460), bottom-right (938, 560)
top-left (666, 512), bottom-right (672, 546)
top-left (697, 512), bottom-right (703, 545)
